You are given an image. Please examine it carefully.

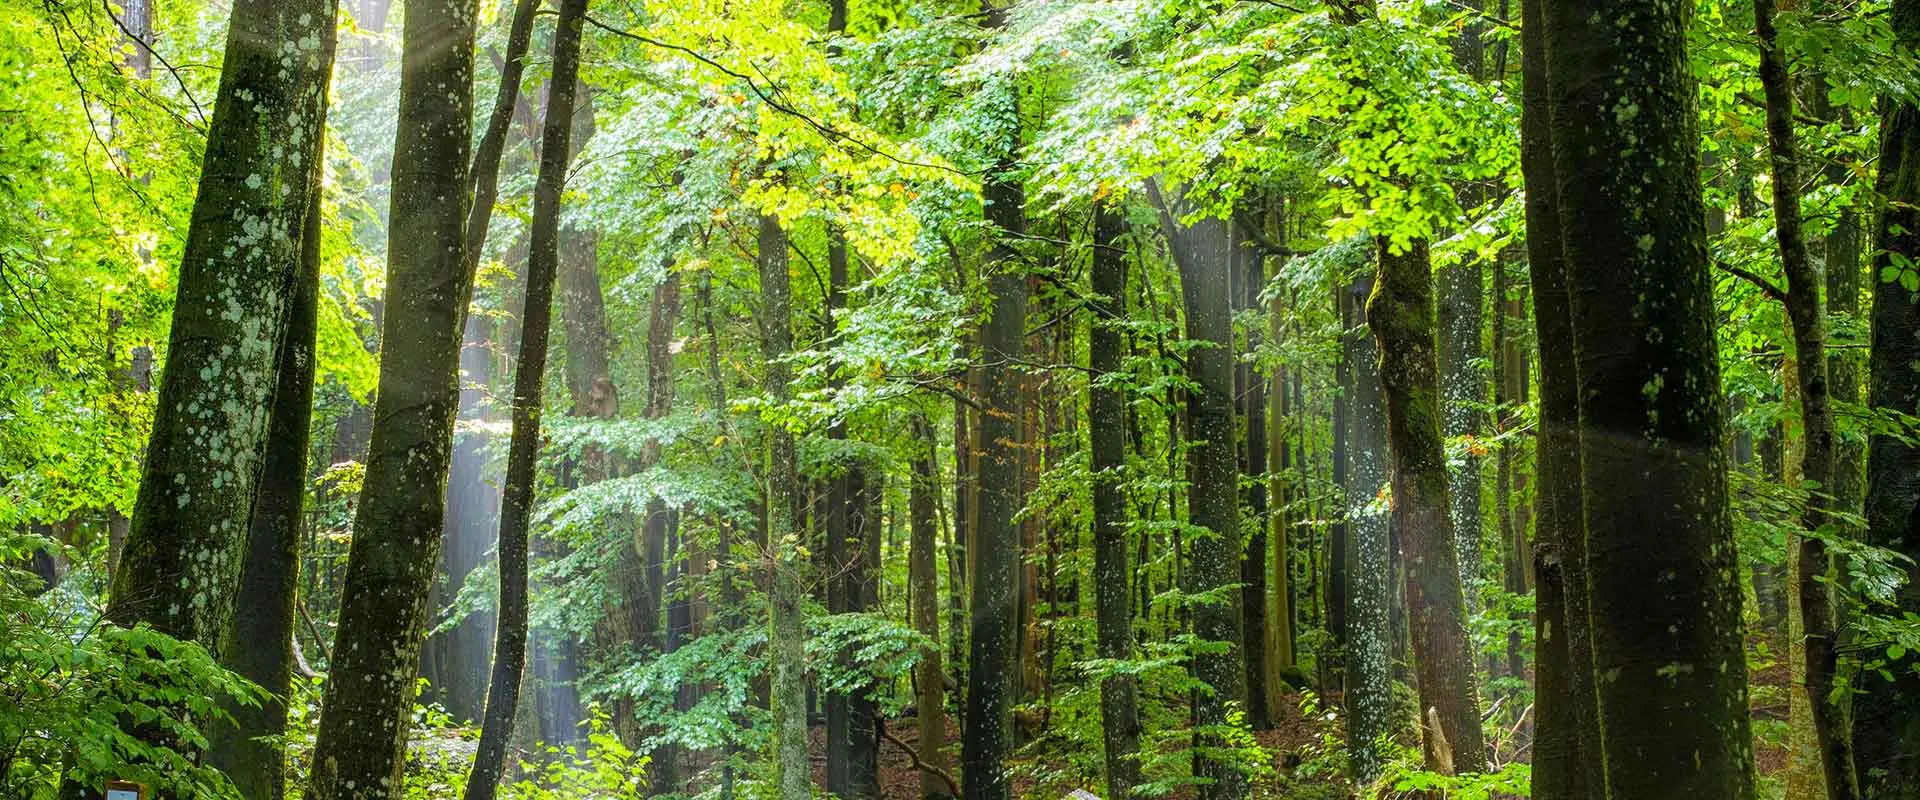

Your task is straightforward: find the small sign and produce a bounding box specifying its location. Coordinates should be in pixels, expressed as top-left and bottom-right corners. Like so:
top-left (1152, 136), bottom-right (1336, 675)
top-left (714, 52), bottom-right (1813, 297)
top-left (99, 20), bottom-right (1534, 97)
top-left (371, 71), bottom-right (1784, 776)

top-left (105, 780), bottom-right (145, 800)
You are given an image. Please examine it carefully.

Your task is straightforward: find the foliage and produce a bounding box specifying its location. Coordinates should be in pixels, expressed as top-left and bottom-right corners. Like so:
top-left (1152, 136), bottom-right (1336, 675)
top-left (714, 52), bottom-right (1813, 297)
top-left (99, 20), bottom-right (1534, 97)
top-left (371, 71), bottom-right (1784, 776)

top-left (0, 533), bottom-right (262, 800)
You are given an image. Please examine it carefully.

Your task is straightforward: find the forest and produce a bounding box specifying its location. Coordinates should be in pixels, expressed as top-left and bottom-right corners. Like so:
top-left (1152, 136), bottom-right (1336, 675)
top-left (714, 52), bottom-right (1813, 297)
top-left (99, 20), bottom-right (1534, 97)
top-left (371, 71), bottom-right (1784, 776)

top-left (4, 0), bottom-right (1920, 797)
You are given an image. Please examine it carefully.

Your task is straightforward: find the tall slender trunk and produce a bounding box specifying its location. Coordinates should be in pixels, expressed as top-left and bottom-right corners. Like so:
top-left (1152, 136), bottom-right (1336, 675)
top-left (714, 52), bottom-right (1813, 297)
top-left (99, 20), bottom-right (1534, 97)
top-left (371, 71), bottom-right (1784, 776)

top-left (961, 59), bottom-right (1029, 800)
top-left (910, 414), bottom-right (950, 800)
top-left (759, 213), bottom-right (810, 800)
top-left (1341, 273), bottom-right (1394, 785)
top-left (1754, 0), bottom-right (1858, 793)
top-left (1090, 199), bottom-right (1142, 800)
top-left (1149, 183), bottom-right (1249, 800)
top-left (1855, 0), bottom-right (1920, 791)
top-left (303, 0), bottom-right (479, 795)
top-left (1366, 239), bottom-right (1487, 774)
top-left (1540, 0), bottom-right (1757, 790)
top-left (1234, 223), bottom-right (1272, 731)
top-left (463, 3), bottom-right (586, 797)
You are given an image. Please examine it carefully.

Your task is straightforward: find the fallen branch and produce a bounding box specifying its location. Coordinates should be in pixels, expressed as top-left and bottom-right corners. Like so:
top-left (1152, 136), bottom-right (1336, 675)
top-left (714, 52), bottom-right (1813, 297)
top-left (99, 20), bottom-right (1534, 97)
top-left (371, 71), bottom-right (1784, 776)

top-left (879, 722), bottom-right (961, 799)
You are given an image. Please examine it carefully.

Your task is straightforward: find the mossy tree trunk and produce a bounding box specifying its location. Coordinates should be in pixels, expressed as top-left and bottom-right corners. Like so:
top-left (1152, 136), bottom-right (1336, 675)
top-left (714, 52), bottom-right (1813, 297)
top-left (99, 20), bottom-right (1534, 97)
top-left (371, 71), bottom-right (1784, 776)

top-left (1518, 0), bottom-right (1594, 789)
top-left (1341, 273), bottom-right (1394, 784)
top-left (208, 122), bottom-right (329, 800)
top-left (1541, 0), bottom-right (1757, 790)
top-left (1856, 0), bottom-right (1920, 791)
top-left (108, 0), bottom-right (337, 654)
top-left (1365, 238), bottom-right (1487, 774)
top-left (303, 0), bottom-right (480, 796)
top-left (759, 212), bottom-right (811, 800)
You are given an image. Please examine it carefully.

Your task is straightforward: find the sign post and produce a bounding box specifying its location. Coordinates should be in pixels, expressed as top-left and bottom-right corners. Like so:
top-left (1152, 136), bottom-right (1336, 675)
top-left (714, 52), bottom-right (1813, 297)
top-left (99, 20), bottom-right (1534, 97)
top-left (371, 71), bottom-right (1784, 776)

top-left (104, 780), bottom-right (146, 800)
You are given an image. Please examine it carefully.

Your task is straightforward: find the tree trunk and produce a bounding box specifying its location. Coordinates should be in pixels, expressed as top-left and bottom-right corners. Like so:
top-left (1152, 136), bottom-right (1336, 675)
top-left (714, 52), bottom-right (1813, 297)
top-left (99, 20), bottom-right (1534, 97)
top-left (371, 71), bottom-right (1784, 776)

top-left (1089, 199), bottom-right (1143, 800)
top-left (107, 0), bottom-right (336, 653)
top-left (1341, 273), bottom-right (1394, 785)
top-left (303, 0), bottom-right (479, 795)
top-left (208, 125), bottom-right (328, 800)
top-left (1149, 183), bottom-right (1249, 800)
top-left (1437, 253), bottom-right (1485, 609)
top-left (910, 414), bottom-right (951, 800)
top-left (1856, 0), bottom-right (1920, 790)
top-left (462, 3), bottom-right (586, 797)
top-left (1366, 238), bottom-right (1487, 774)
top-left (1540, 0), bottom-right (1757, 790)
top-left (959, 8), bottom-right (1029, 789)
top-left (759, 213), bottom-right (811, 800)
top-left (1234, 223), bottom-right (1273, 732)
top-left (1753, 0), bottom-right (1858, 793)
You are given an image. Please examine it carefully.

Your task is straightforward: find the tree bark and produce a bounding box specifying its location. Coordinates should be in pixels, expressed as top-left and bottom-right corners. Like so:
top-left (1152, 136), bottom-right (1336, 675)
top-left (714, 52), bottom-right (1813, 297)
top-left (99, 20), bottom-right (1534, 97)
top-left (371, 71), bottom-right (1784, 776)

top-left (759, 213), bottom-right (811, 800)
top-left (107, 0), bottom-right (336, 653)
top-left (1341, 273), bottom-right (1394, 784)
top-left (303, 0), bottom-right (480, 796)
top-left (910, 414), bottom-right (951, 800)
top-left (1090, 199), bottom-right (1143, 800)
top-left (1233, 222), bottom-right (1273, 731)
top-left (1366, 238), bottom-right (1487, 774)
top-left (960, 11), bottom-right (1028, 793)
top-left (462, 2), bottom-right (586, 797)
top-left (1149, 183), bottom-right (1249, 800)
top-left (208, 122), bottom-right (328, 800)
top-left (1540, 0), bottom-right (1757, 790)
top-left (1520, 5), bottom-right (1595, 779)
top-left (1753, 0), bottom-right (1858, 793)
top-left (1856, 0), bottom-right (1920, 791)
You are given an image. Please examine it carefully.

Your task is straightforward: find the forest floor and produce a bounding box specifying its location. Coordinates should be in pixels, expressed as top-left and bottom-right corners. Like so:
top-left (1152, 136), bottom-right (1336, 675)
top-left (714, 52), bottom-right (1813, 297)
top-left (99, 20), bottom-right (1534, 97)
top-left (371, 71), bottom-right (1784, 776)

top-left (806, 693), bottom-right (1335, 800)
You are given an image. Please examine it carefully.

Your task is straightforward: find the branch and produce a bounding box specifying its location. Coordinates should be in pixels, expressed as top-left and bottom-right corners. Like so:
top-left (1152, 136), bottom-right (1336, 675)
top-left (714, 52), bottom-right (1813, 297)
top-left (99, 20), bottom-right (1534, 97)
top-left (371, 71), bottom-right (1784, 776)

top-left (1715, 259), bottom-right (1790, 304)
top-left (879, 723), bottom-right (961, 799)
top-left (582, 15), bottom-right (972, 177)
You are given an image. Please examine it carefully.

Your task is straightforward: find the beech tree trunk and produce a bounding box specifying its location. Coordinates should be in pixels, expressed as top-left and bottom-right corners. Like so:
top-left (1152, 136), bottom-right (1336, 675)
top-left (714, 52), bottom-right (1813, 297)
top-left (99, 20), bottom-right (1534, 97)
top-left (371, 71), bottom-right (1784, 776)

top-left (909, 414), bottom-right (951, 800)
top-left (1856, 0), bottom-right (1920, 790)
top-left (108, 0), bottom-right (336, 652)
top-left (1090, 199), bottom-right (1143, 800)
top-left (208, 126), bottom-right (328, 800)
top-left (1541, 0), bottom-right (1757, 790)
top-left (1234, 223), bottom-right (1272, 731)
top-left (462, 2), bottom-right (586, 798)
top-left (1341, 273), bottom-right (1394, 784)
top-left (303, 0), bottom-right (480, 796)
top-left (1517, 0), bottom-right (1592, 783)
top-left (759, 213), bottom-right (811, 800)
top-left (1366, 238), bottom-right (1487, 774)
top-left (1754, 0), bottom-right (1858, 793)
top-left (1150, 183), bottom-right (1249, 800)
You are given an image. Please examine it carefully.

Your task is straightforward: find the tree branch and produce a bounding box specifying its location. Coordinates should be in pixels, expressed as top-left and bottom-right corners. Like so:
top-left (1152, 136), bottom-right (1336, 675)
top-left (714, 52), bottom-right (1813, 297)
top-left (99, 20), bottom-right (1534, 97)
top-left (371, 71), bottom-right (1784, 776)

top-left (879, 723), bottom-right (961, 799)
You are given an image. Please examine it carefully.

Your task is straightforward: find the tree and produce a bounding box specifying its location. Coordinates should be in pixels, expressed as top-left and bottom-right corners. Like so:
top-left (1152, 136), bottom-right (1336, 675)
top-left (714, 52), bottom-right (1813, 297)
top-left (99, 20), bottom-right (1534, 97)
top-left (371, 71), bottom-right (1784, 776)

top-left (1148, 183), bottom-right (1249, 800)
top-left (206, 124), bottom-right (330, 800)
top-left (1366, 237), bottom-right (1487, 773)
top-left (1341, 272), bottom-right (1395, 784)
top-left (759, 211), bottom-right (810, 800)
top-left (961, 12), bottom-right (1029, 798)
top-left (909, 413), bottom-right (952, 800)
top-left (1753, 0), bottom-right (1857, 792)
top-left (303, 0), bottom-right (480, 795)
top-left (106, 0), bottom-right (336, 654)
top-left (1541, 0), bottom-right (1757, 791)
top-left (1518, 0), bottom-right (1594, 792)
top-left (462, 1), bottom-right (588, 797)
top-left (1856, 0), bottom-right (1920, 790)
top-left (1090, 198), bottom-right (1142, 800)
